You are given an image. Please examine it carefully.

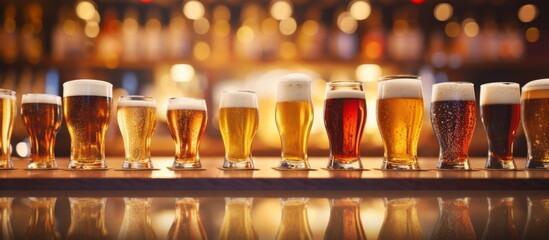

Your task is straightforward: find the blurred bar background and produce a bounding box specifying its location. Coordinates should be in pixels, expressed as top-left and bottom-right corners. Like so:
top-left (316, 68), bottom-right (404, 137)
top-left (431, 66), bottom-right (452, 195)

top-left (0, 0), bottom-right (547, 158)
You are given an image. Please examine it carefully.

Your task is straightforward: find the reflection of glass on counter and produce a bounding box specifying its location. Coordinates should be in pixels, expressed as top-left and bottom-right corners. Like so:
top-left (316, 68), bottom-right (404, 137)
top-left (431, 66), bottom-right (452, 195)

top-left (168, 198), bottom-right (207, 240)
top-left (24, 198), bottom-right (60, 240)
top-left (482, 197), bottom-right (519, 240)
top-left (523, 197), bottom-right (549, 239)
top-left (219, 198), bottom-right (258, 240)
top-left (432, 198), bottom-right (476, 240)
top-left (324, 198), bottom-right (366, 240)
top-left (118, 198), bottom-right (156, 240)
top-left (66, 198), bottom-right (108, 239)
top-left (378, 198), bottom-right (423, 240)
top-left (276, 198), bottom-right (314, 240)
top-left (0, 198), bottom-right (14, 239)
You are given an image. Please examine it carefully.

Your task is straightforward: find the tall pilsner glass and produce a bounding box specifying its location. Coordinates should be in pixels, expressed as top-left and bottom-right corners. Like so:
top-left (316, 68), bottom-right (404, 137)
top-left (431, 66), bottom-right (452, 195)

top-left (63, 79), bottom-right (112, 169)
top-left (0, 89), bottom-right (15, 169)
top-left (275, 73), bottom-right (314, 169)
top-left (521, 79), bottom-right (549, 169)
top-left (431, 82), bottom-right (477, 170)
top-left (324, 81), bottom-right (366, 169)
top-left (377, 75), bottom-right (424, 170)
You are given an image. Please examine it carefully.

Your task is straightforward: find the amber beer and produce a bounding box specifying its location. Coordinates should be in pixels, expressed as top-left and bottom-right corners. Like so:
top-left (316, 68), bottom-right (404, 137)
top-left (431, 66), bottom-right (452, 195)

top-left (21, 94), bottom-right (62, 169)
top-left (377, 76), bottom-right (424, 170)
top-left (522, 79), bottom-right (549, 169)
top-left (324, 82), bottom-right (366, 169)
top-left (275, 73), bottom-right (313, 169)
top-left (431, 82), bottom-right (477, 170)
top-left (167, 98), bottom-right (207, 169)
top-left (0, 89), bottom-right (15, 169)
top-left (117, 96), bottom-right (157, 169)
top-left (63, 80), bottom-right (112, 169)
top-left (480, 83), bottom-right (520, 169)
top-left (219, 91), bottom-right (259, 169)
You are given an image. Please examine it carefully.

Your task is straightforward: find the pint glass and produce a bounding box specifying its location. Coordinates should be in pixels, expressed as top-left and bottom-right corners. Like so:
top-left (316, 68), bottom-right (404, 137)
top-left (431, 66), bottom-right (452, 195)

top-left (21, 94), bottom-right (62, 169)
top-left (219, 91), bottom-right (259, 169)
top-left (275, 73), bottom-right (313, 169)
top-left (377, 75), bottom-right (424, 170)
top-left (480, 83), bottom-right (520, 169)
top-left (431, 82), bottom-right (477, 170)
top-left (63, 79), bottom-right (112, 169)
top-left (167, 98), bottom-right (207, 169)
top-left (0, 89), bottom-right (15, 169)
top-left (522, 79), bottom-right (549, 169)
top-left (324, 81), bottom-right (366, 169)
top-left (117, 96), bottom-right (157, 169)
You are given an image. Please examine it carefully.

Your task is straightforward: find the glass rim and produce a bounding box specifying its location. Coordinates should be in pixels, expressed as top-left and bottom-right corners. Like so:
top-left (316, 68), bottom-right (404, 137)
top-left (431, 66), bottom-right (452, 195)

top-left (326, 81), bottom-right (363, 86)
top-left (221, 89), bottom-right (256, 94)
top-left (432, 81), bottom-right (474, 86)
top-left (168, 97), bottom-right (206, 101)
top-left (379, 75), bottom-right (420, 82)
top-left (0, 88), bottom-right (16, 97)
top-left (119, 95), bottom-right (156, 101)
top-left (522, 78), bottom-right (549, 92)
top-left (63, 79), bottom-right (113, 88)
top-left (22, 93), bottom-right (61, 104)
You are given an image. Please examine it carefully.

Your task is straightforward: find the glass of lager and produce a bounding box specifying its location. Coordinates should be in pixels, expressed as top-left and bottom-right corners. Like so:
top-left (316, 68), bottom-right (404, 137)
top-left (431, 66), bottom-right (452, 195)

top-left (480, 82), bottom-right (520, 170)
top-left (0, 89), bottom-right (15, 169)
top-left (324, 81), bottom-right (366, 169)
top-left (522, 79), bottom-right (549, 169)
top-left (166, 97), bottom-right (207, 169)
top-left (21, 94), bottom-right (62, 169)
top-left (275, 73), bottom-right (314, 169)
top-left (431, 82), bottom-right (477, 170)
top-left (63, 79), bottom-right (112, 169)
top-left (117, 96), bottom-right (157, 169)
top-left (219, 90), bottom-right (259, 169)
top-left (377, 75), bottom-right (424, 170)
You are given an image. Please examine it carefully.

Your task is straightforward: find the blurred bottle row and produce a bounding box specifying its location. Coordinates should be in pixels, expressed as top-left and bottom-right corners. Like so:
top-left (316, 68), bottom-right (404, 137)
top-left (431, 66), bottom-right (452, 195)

top-left (1, 196), bottom-right (548, 239)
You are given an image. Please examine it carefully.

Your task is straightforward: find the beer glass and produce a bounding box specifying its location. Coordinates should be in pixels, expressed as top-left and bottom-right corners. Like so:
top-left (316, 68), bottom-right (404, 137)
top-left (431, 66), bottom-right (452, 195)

top-left (219, 90), bottom-right (259, 169)
top-left (275, 73), bottom-right (313, 169)
top-left (522, 79), bottom-right (549, 169)
top-left (275, 198), bottom-right (313, 240)
top-left (480, 83), bottom-right (520, 169)
top-left (432, 198), bottom-right (476, 240)
top-left (378, 198), bottom-right (423, 240)
top-left (168, 198), bottom-right (207, 240)
top-left (377, 75), bottom-right (424, 170)
top-left (66, 198), bottom-right (108, 240)
top-left (324, 198), bottom-right (366, 240)
top-left (431, 82), bottom-right (477, 170)
top-left (63, 79), bottom-right (112, 169)
top-left (0, 89), bottom-right (15, 169)
top-left (219, 198), bottom-right (258, 240)
top-left (166, 97), bottom-right (207, 169)
top-left (21, 94), bottom-right (62, 169)
top-left (117, 96), bottom-right (157, 169)
top-left (324, 81), bottom-right (366, 169)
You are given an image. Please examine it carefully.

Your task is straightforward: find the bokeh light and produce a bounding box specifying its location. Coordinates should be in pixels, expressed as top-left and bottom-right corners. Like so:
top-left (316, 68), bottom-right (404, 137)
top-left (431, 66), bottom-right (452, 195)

top-left (434, 3), bottom-right (453, 21)
top-left (183, 0), bottom-right (205, 20)
top-left (349, 0), bottom-right (371, 21)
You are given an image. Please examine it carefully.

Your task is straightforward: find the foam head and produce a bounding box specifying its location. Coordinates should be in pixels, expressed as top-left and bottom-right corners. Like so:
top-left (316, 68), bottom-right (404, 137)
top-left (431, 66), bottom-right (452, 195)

top-left (63, 79), bottom-right (113, 98)
top-left (325, 81), bottom-right (365, 99)
top-left (480, 82), bottom-right (520, 105)
top-left (0, 89), bottom-right (16, 99)
top-left (118, 96), bottom-right (156, 108)
top-left (378, 78), bottom-right (423, 99)
top-left (168, 97), bottom-right (207, 111)
top-left (522, 78), bottom-right (549, 92)
top-left (22, 94), bottom-right (61, 105)
top-left (219, 90), bottom-right (258, 108)
top-left (277, 73), bottom-right (312, 102)
top-left (432, 82), bottom-right (475, 102)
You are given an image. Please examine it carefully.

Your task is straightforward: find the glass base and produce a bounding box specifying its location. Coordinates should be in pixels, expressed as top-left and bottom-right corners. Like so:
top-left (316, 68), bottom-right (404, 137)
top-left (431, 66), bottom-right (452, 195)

top-left (485, 156), bottom-right (516, 170)
top-left (437, 159), bottom-right (471, 170)
top-left (123, 160), bottom-right (153, 169)
top-left (381, 157), bottom-right (420, 170)
top-left (326, 157), bottom-right (363, 170)
top-left (0, 160), bottom-right (13, 169)
top-left (68, 160), bottom-right (107, 170)
top-left (277, 158), bottom-right (310, 169)
top-left (28, 161), bottom-right (57, 169)
top-left (172, 159), bottom-right (201, 169)
top-left (526, 159), bottom-right (549, 169)
top-left (223, 158), bottom-right (254, 169)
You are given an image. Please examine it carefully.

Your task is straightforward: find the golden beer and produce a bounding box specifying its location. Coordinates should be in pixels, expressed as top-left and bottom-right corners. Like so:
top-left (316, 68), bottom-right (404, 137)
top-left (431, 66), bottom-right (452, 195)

top-left (167, 98), bottom-right (207, 169)
top-left (21, 94), bottom-right (62, 169)
top-left (117, 96), bottom-right (156, 169)
top-left (522, 79), bottom-right (549, 169)
top-left (63, 80), bottom-right (112, 169)
top-left (66, 198), bottom-right (108, 240)
top-left (0, 89), bottom-right (15, 169)
top-left (219, 198), bottom-right (258, 240)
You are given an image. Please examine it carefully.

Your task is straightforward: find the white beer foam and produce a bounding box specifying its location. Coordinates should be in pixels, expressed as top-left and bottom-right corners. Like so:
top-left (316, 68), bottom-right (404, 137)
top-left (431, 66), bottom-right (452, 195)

top-left (480, 82), bottom-right (520, 105)
top-left (378, 78), bottom-right (423, 99)
top-left (167, 98), bottom-right (206, 110)
top-left (118, 97), bottom-right (156, 108)
top-left (432, 82), bottom-right (475, 102)
top-left (220, 91), bottom-right (258, 108)
top-left (277, 73), bottom-right (312, 102)
top-left (522, 78), bottom-right (549, 92)
top-left (326, 90), bottom-right (365, 99)
top-left (0, 89), bottom-right (15, 99)
top-left (63, 79), bottom-right (113, 97)
top-left (22, 94), bottom-right (61, 105)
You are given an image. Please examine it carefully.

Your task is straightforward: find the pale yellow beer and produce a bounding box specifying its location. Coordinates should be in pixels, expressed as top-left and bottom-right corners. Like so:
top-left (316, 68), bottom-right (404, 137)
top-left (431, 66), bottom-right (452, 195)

top-left (377, 76), bottom-right (423, 170)
top-left (522, 79), bottom-right (549, 169)
top-left (275, 73), bottom-right (313, 169)
top-left (0, 89), bottom-right (15, 169)
top-left (117, 96), bottom-right (156, 169)
top-left (219, 90), bottom-right (258, 168)
top-left (63, 79), bottom-right (112, 169)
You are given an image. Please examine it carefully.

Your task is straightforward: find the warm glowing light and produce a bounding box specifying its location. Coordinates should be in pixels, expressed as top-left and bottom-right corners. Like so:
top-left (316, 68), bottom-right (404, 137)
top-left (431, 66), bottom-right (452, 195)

top-left (434, 3), bottom-right (453, 21)
top-left (213, 5), bottom-right (231, 21)
top-left (122, 18), bottom-right (139, 34)
top-left (193, 41), bottom-right (210, 60)
top-left (183, 0), bottom-right (205, 20)
top-left (463, 18), bottom-right (479, 37)
top-left (171, 64), bottom-right (195, 82)
top-left (270, 0), bottom-right (293, 20)
top-left (4, 19), bottom-right (16, 33)
top-left (302, 20), bottom-right (319, 36)
top-left (214, 20), bottom-right (230, 37)
top-left (365, 41), bottom-right (382, 59)
top-left (518, 4), bottom-right (538, 23)
top-left (262, 18), bottom-right (278, 35)
top-left (237, 26), bottom-right (254, 44)
top-left (145, 19), bottom-right (161, 33)
top-left (393, 20), bottom-right (409, 35)
top-left (63, 20), bottom-right (77, 35)
top-left (85, 21), bottom-right (100, 38)
top-left (76, 1), bottom-right (96, 21)
top-left (526, 27), bottom-right (540, 43)
top-left (445, 21), bottom-right (460, 38)
top-left (279, 17), bottom-right (297, 35)
top-left (349, 0), bottom-right (371, 20)
top-left (16, 142), bottom-right (29, 157)
top-left (193, 17), bottom-right (210, 35)
top-left (280, 41), bottom-right (297, 59)
top-left (337, 12), bottom-right (358, 34)
top-left (356, 64), bottom-right (381, 82)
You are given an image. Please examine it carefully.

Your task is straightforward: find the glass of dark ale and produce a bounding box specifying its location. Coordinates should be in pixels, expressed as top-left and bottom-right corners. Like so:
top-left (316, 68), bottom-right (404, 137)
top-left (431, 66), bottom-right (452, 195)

top-left (324, 81), bottom-right (366, 169)
top-left (0, 89), bottom-right (15, 169)
top-left (431, 82), bottom-right (477, 170)
top-left (63, 79), bottom-right (112, 170)
top-left (21, 94), bottom-right (62, 169)
top-left (521, 79), bottom-right (549, 169)
top-left (480, 82), bottom-right (520, 169)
